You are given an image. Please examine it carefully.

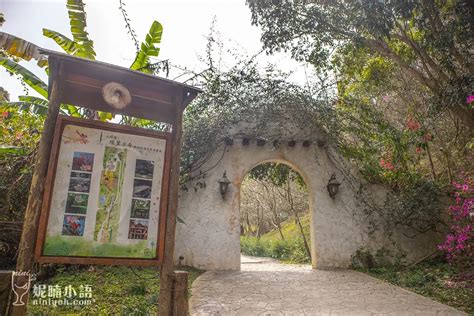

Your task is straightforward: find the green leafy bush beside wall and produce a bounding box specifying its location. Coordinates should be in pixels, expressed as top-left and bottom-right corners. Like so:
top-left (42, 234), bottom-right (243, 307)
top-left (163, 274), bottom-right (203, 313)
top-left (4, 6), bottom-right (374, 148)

top-left (240, 236), bottom-right (310, 264)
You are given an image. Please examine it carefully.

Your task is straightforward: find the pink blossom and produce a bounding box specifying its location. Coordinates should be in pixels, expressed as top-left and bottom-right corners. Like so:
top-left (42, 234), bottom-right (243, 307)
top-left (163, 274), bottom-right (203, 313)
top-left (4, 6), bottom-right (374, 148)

top-left (438, 176), bottom-right (473, 265)
top-left (379, 158), bottom-right (394, 171)
top-left (406, 117), bottom-right (421, 131)
top-left (423, 133), bottom-right (433, 142)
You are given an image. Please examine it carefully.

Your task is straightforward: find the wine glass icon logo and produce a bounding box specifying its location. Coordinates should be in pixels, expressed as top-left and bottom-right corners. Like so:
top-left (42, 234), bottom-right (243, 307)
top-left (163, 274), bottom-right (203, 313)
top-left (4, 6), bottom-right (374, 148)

top-left (11, 271), bottom-right (31, 306)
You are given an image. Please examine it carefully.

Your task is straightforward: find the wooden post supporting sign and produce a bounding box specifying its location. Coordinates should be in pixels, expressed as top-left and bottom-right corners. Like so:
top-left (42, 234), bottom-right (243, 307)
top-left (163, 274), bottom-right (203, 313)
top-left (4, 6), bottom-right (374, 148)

top-left (158, 102), bottom-right (183, 315)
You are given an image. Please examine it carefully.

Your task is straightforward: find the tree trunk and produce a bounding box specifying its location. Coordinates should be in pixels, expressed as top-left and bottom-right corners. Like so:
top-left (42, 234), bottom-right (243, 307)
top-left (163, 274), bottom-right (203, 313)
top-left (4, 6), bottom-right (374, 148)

top-left (246, 212), bottom-right (250, 235)
top-left (294, 210), bottom-right (311, 260)
top-left (256, 206), bottom-right (261, 238)
top-left (451, 106), bottom-right (474, 134)
top-left (425, 142), bottom-right (437, 181)
top-left (276, 219), bottom-right (285, 241)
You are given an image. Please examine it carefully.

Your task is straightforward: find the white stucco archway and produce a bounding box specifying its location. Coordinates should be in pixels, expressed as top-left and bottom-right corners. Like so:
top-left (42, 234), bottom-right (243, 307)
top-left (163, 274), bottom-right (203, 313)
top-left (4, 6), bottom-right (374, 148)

top-left (173, 132), bottom-right (440, 270)
top-left (174, 139), bottom-right (373, 271)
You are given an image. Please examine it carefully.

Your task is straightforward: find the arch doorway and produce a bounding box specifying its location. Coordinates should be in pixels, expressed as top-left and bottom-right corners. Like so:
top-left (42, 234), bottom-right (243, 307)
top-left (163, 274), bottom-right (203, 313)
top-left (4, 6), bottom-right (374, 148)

top-left (238, 161), bottom-right (313, 266)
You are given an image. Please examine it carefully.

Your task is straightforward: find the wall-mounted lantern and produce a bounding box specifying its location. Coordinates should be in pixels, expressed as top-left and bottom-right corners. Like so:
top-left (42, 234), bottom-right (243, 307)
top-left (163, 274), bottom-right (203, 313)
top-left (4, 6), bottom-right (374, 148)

top-left (327, 173), bottom-right (341, 199)
top-left (218, 171), bottom-right (231, 199)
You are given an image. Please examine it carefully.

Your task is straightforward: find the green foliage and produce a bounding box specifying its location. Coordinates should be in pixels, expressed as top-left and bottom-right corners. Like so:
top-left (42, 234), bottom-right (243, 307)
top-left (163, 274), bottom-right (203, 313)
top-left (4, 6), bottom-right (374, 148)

top-left (43, 235), bottom-right (155, 258)
top-left (357, 259), bottom-right (474, 314)
top-left (382, 179), bottom-right (442, 233)
top-left (247, 0), bottom-right (473, 128)
top-left (240, 236), bottom-right (310, 264)
top-left (0, 108), bottom-right (43, 221)
top-left (249, 162), bottom-right (306, 189)
top-left (130, 21), bottom-right (163, 72)
top-left (261, 214), bottom-right (310, 242)
top-left (0, 0), bottom-right (95, 63)
top-left (0, 87), bottom-right (9, 101)
top-left (1, 2), bottom-right (165, 122)
top-left (351, 247), bottom-right (406, 269)
top-left (8, 95), bottom-right (51, 115)
top-left (181, 55), bottom-right (330, 183)
top-left (0, 57), bottom-right (48, 98)
top-left (0, 31), bottom-right (47, 66)
top-left (240, 215), bottom-right (311, 264)
top-left (43, 28), bottom-right (78, 55)
top-left (66, 0), bottom-right (96, 59)
top-left (27, 265), bottom-right (203, 314)
top-left (0, 145), bottom-right (27, 155)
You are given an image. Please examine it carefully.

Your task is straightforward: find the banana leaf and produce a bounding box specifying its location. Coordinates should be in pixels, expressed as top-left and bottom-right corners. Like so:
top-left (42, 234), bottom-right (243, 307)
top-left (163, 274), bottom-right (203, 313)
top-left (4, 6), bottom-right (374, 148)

top-left (3, 96), bottom-right (70, 116)
top-left (0, 58), bottom-right (48, 98)
top-left (66, 0), bottom-right (96, 59)
top-left (43, 29), bottom-right (78, 55)
top-left (0, 31), bottom-right (47, 67)
top-left (18, 96), bottom-right (49, 115)
top-left (130, 21), bottom-right (163, 72)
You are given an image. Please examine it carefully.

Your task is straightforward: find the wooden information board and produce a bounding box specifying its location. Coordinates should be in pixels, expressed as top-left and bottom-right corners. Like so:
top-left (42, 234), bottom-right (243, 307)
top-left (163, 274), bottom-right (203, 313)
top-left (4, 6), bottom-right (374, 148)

top-left (35, 116), bottom-right (171, 265)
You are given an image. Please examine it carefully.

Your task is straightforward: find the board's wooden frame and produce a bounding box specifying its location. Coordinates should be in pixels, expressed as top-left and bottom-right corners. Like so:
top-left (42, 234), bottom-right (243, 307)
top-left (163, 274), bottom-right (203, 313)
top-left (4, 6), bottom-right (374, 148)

top-left (34, 115), bottom-right (172, 266)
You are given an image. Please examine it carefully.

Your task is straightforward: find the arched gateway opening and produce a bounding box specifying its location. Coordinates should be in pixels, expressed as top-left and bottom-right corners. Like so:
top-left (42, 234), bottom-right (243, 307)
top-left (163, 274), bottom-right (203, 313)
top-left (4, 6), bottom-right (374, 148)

top-left (239, 161), bottom-right (313, 266)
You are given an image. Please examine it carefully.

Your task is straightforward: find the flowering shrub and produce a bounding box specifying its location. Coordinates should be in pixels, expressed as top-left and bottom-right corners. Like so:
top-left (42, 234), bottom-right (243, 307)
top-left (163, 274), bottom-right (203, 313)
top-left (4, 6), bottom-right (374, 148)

top-left (438, 176), bottom-right (473, 270)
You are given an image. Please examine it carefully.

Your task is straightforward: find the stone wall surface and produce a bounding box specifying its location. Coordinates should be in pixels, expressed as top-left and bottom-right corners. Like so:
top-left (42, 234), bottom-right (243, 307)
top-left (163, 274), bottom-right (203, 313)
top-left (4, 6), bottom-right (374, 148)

top-left (174, 138), bottom-right (439, 270)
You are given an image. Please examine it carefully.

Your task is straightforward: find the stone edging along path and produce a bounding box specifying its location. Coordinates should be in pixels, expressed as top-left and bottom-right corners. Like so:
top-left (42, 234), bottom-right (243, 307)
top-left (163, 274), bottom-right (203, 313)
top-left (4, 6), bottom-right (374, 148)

top-left (190, 255), bottom-right (466, 316)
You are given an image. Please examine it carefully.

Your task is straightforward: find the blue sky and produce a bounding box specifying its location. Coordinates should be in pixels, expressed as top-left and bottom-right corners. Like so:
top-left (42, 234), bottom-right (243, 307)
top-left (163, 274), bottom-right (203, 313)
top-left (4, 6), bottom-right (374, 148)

top-left (1, 0), bottom-right (307, 101)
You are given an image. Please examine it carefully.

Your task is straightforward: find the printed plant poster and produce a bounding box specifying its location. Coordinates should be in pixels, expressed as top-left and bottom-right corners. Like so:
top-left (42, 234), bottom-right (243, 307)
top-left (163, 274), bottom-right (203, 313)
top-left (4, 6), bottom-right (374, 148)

top-left (42, 123), bottom-right (167, 259)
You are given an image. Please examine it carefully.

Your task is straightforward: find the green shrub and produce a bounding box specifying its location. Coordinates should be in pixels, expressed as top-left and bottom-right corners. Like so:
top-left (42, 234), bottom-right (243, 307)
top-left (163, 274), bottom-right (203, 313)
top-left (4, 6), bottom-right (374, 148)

top-left (240, 236), bottom-right (310, 264)
top-left (240, 236), bottom-right (267, 257)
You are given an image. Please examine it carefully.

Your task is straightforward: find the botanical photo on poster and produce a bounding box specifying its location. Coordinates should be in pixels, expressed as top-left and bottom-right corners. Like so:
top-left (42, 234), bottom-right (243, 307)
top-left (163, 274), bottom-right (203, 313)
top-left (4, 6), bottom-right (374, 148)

top-left (65, 193), bottom-right (89, 214)
top-left (39, 118), bottom-right (169, 261)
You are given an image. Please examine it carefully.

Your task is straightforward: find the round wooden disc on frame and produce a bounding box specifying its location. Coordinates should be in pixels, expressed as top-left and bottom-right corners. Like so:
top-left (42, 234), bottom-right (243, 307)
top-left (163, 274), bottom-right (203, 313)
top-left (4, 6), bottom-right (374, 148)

top-left (102, 82), bottom-right (132, 109)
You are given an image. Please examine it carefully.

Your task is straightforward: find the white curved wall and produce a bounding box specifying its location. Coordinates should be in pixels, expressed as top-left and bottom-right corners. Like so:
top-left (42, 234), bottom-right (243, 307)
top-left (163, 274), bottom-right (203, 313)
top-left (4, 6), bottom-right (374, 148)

top-left (174, 140), bottom-right (440, 270)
